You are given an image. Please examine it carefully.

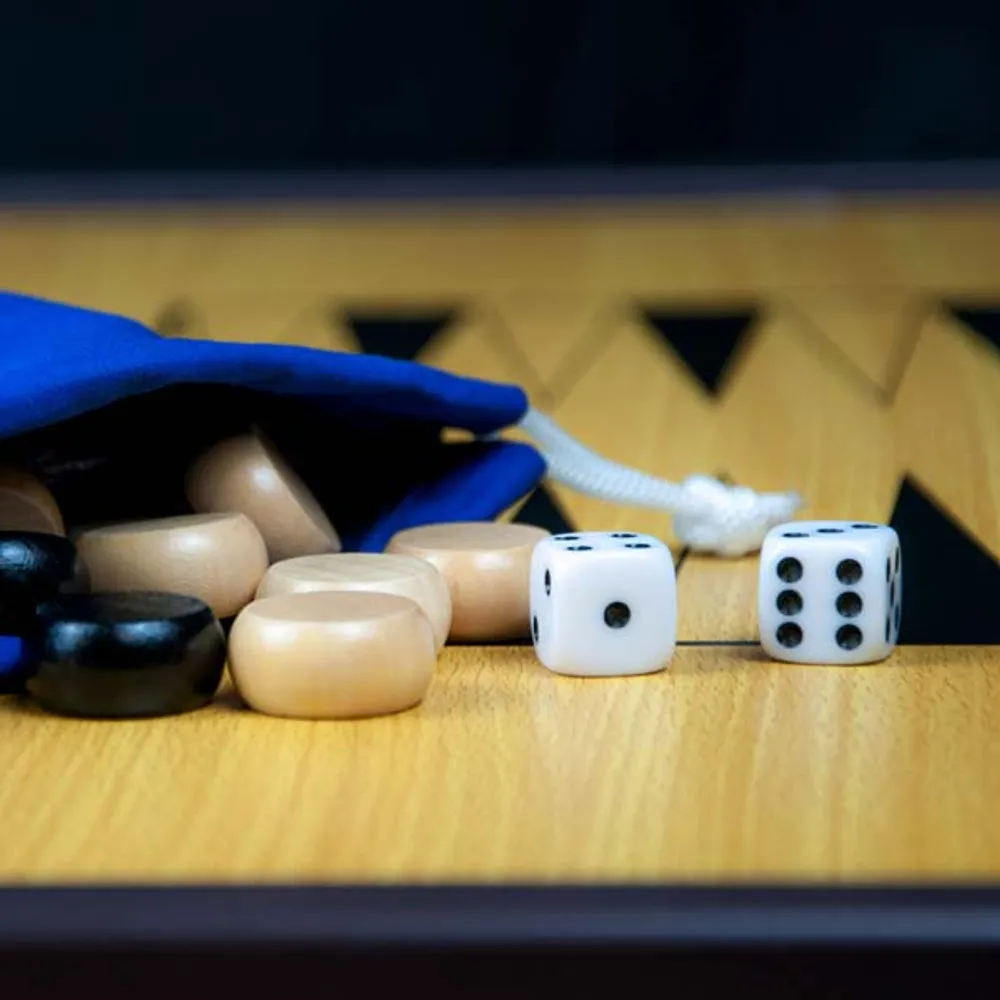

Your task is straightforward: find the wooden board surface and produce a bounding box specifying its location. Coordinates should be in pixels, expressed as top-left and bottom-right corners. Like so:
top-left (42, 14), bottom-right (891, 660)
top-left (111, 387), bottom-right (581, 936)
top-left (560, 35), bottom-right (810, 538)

top-left (1, 196), bottom-right (999, 882)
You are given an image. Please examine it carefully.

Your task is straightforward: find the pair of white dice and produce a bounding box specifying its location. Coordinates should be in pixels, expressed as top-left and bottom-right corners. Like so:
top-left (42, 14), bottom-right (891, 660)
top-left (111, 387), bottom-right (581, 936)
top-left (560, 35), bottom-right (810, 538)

top-left (529, 521), bottom-right (901, 676)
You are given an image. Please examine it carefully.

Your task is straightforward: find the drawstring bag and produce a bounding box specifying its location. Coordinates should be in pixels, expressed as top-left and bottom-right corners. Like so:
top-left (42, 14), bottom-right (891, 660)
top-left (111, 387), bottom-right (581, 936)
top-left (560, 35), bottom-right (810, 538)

top-left (0, 290), bottom-right (802, 670)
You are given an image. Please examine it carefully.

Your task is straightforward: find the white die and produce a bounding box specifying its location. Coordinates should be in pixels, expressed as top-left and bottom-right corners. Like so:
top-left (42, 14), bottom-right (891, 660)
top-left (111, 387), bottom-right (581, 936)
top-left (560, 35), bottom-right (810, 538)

top-left (758, 520), bottom-right (902, 664)
top-left (529, 530), bottom-right (676, 677)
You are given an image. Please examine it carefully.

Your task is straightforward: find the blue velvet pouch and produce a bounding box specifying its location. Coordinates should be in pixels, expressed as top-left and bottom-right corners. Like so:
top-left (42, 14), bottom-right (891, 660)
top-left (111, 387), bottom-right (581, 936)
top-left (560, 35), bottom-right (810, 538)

top-left (0, 291), bottom-right (547, 680)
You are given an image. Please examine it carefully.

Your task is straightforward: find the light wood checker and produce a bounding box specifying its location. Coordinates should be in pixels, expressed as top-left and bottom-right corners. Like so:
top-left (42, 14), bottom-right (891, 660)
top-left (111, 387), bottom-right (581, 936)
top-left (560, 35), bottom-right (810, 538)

top-left (1, 196), bottom-right (1000, 882)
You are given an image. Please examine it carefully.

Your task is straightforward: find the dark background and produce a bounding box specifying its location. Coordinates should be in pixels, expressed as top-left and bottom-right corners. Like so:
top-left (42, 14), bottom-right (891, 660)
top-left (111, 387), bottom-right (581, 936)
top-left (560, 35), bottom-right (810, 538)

top-left (4, 3), bottom-right (1000, 174)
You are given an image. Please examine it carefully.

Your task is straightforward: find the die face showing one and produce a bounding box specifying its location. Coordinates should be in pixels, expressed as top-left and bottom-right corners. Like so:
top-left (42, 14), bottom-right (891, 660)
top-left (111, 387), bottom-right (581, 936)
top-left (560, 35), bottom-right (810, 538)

top-left (530, 531), bottom-right (676, 677)
top-left (758, 520), bottom-right (902, 665)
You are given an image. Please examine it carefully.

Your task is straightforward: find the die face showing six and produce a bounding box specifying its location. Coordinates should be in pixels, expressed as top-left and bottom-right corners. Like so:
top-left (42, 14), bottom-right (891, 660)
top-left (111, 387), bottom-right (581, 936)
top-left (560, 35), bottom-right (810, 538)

top-left (758, 520), bottom-right (902, 665)
top-left (530, 531), bottom-right (676, 677)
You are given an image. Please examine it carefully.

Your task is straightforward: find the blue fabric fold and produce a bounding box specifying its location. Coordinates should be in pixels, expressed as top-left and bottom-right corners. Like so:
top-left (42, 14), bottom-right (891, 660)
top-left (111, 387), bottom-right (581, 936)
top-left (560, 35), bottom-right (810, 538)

top-left (0, 291), bottom-right (547, 551)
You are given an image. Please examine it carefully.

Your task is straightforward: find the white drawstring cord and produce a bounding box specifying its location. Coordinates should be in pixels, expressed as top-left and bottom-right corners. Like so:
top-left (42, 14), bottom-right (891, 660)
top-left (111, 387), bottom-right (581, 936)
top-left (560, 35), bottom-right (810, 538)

top-left (515, 407), bottom-right (803, 557)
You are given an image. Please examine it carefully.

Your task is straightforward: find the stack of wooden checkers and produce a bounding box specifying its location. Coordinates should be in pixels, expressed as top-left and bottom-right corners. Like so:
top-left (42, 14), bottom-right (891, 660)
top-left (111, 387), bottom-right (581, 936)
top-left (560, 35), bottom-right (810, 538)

top-left (0, 431), bottom-right (549, 720)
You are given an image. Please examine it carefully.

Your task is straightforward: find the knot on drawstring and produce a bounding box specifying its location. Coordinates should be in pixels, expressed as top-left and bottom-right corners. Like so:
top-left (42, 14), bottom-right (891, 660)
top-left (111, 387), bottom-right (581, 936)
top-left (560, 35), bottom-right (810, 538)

top-left (671, 474), bottom-right (802, 556)
top-left (514, 407), bottom-right (803, 556)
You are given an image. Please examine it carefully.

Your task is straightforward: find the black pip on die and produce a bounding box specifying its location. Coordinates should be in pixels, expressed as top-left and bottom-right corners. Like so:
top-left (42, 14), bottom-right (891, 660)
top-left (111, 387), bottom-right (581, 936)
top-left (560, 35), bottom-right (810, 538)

top-left (529, 531), bottom-right (676, 677)
top-left (758, 521), bottom-right (902, 664)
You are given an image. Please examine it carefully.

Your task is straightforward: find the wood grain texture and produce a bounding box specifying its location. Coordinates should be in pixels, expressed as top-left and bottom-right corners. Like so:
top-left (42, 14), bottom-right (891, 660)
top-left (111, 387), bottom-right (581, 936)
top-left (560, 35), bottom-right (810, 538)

top-left (893, 307), bottom-right (1000, 556)
top-left (1, 196), bottom-right (1000, 881)
top-left (0, 646), bottom-right (999, 882)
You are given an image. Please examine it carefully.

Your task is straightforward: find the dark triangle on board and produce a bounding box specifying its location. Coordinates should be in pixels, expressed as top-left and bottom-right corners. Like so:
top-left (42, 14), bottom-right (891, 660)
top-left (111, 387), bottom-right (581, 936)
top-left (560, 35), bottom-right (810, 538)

top-left (344, 311), bottom-right (457, 361)
top-left (945, 304), bottom-right (1000, 355)
top-left (640, 306), bottom-right (758, 396)
top-left (889, 475), bottom-right (1000, 644)
top-left (511, 484), bottom-right (576, 536)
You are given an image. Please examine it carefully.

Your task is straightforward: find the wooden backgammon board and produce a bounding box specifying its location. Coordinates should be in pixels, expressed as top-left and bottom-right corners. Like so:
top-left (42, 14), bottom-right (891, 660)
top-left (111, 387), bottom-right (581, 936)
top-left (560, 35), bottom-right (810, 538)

top-left (1, 179), bottom-right (999, 992)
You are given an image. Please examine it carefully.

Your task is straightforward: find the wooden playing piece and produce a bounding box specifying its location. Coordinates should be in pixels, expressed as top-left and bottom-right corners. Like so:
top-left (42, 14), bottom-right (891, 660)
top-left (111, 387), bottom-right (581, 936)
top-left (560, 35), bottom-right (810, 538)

top-left (28, 591), bottom-right (227, 718)
top-left (0, 468), bottom-right (64, 535)
top-left (228, 591), bottom-right (437, 719)
top-left (74, 513), bottom-right (268, 620)
top-left (255, 552), bottom-right (452, 649)
top-left (0, 531), bottom-right (78, 605)
top-left (185, 431), bottom-right (341, 563)
top-left (0, 531), bottom-right (81, 693)
top-left (385, 521), bottom-right (550, 642)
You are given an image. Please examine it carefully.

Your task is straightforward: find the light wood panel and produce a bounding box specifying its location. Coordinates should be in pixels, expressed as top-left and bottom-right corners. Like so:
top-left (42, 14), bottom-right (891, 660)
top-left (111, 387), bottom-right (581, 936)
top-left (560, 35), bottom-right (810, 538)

top-left (893, 307), bottom-right (1000, 559)
top-left (505, 308), bottom-right (718, 550)
top-left (486, 291), bottom-right (611, 403)
top-left (323, 303), bottom-right (542, 394)
top-left (7, 198), bottom-right (1000, 310)
top-left (717, 306), bottom-right (899, 520)
top-left (154, 291), bottom-right (333, 348)
top-left (780, 288), bottom-right (921, 395)
top-left (0, 645), bottom-right (998, 882)
top-left (0, 197), bottom-right (998, 882)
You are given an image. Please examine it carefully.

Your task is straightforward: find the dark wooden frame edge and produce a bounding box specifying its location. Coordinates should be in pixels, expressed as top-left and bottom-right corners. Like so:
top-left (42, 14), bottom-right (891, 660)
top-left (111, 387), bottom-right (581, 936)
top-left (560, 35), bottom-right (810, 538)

top-left (0, 884), bottom-right (999, 948)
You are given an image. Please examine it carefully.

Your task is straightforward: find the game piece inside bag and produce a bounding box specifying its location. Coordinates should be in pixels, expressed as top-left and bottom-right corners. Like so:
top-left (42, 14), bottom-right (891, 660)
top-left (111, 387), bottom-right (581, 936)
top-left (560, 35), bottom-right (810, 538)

top-left (0, 292), bottom-right (546, 552)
